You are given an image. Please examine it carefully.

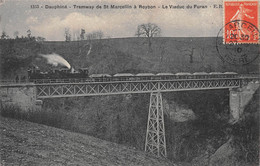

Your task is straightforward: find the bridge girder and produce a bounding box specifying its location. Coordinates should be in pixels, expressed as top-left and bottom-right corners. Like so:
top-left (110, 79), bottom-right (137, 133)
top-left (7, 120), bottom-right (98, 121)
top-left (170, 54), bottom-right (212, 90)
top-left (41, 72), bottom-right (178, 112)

top-left (36, 78), bottom-right (246, 98)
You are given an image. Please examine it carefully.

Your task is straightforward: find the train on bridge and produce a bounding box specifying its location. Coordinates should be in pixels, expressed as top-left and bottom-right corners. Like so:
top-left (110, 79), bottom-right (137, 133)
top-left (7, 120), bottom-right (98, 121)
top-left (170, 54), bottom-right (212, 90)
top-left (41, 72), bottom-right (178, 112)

top-left (27, 66), bottom-right (240, 83)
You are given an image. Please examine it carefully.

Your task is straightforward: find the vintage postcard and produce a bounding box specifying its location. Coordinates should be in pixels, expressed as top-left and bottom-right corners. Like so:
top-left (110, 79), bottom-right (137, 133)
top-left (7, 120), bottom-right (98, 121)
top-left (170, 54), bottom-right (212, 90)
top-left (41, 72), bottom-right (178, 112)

top-left (0, 0), bottom-right (259, 165)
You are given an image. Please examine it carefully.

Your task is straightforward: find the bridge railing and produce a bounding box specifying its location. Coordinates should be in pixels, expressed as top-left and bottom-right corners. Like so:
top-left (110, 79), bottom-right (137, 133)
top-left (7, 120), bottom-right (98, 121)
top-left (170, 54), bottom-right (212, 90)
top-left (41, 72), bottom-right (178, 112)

top-left (0, 79), bottom-right (30, 85)
top-left (0, 78), bottom-right (87, 85)
top-left (30, 78), bottom-right (88, 84)
top-left (0, 74), bottom-right (258, 85)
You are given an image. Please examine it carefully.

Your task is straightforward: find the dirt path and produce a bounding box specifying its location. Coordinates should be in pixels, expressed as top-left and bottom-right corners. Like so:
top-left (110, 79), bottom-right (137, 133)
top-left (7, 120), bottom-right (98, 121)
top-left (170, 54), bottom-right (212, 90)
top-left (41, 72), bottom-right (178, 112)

top-left (0, 116), bottom-right (175, 166)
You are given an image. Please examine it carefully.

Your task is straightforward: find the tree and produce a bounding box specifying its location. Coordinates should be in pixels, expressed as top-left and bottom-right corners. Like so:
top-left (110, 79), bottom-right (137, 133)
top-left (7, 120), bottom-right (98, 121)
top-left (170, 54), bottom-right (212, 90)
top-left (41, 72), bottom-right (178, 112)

top-left (13, 31), bottom-right (19, 39)
top-left (36, 36), bottom-right (45, 42)
top-left (1, 31), bottom-right (9, 39)
top-left (135, 23), bottom-right (161, 52)
top-left (95, 30), bottom-right (104, 39)
top-left (86, 30), bottom-right (104, 41)
top-left (64, 28), bottom-right (71, 42)
top-left (27, 29), bottom-right (31, 38)
top-left (180, 47), bottom-right (195, 63)
top-left (187, 48), bottom-right (195, 63)
top-left (158, 39), bottom-right (169, 71)
top-left (159, 40), bottom-right (167, 62)
top-left (80, 29), bottom-right (85, 40)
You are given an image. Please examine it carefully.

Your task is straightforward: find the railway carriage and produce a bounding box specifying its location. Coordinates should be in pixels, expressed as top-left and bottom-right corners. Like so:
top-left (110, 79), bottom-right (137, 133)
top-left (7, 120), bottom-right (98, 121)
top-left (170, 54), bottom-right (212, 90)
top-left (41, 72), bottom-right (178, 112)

top-left (135, 73), bottom-right (155, 81)
top-left (223, 72), bottom-right (238, 78)
top-left (193, 72), bottom-right (209, 79)
top-left (209, 72), bottom-right (224, 78)
top-left (89, 74), bottom-right (112, 82)
top-left (27, 66), bottom-right (239, 83)
top-left (155, 73), bottom-right (175, 80)
top-left (175, 72), bottom-right (192, 79)
top-left (113, 73), bottom-right (135, 81)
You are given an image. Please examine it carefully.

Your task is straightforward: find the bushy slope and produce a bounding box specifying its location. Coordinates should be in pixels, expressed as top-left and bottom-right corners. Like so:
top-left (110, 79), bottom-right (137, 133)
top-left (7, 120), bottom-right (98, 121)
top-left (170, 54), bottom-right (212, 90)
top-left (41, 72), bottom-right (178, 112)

top-left (42, 94), bottom-right (150, 149)
top-left (0, 39), bottom-right (41, 79)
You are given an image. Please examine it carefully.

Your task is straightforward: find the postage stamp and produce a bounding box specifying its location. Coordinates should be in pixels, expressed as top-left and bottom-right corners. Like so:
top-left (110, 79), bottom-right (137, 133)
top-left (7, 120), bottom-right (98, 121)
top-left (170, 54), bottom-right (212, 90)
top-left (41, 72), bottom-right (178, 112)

top-left (224, 0), bottom-right (259, 44)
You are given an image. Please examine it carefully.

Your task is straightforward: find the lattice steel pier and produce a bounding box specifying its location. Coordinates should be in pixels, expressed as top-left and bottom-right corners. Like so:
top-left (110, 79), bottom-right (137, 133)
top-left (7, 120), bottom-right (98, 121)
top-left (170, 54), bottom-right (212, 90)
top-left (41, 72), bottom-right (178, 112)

top-left (145, 92), bottom-right (167, 157)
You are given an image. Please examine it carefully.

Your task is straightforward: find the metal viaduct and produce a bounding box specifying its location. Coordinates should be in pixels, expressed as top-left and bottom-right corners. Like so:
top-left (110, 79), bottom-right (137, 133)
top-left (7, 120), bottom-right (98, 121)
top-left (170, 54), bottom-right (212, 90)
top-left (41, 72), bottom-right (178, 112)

top-left (1, 75), bottom-right (259, 158)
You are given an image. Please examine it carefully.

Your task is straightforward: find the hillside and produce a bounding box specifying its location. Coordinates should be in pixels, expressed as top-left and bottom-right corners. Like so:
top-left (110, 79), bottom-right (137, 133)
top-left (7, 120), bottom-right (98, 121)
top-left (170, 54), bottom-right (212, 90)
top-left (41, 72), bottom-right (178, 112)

top-left (1, 37), bottom-right (259, 79)
top-left (41, 37), bottom-right (259, 74)
top-left (0, 115), bottom-right (175, 166)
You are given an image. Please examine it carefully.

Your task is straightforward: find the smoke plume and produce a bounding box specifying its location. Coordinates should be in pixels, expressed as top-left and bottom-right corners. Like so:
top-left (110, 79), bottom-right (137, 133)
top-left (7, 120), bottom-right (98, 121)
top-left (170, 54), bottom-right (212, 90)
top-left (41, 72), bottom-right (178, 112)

top-left (39, 53), bottom-right (71, 69)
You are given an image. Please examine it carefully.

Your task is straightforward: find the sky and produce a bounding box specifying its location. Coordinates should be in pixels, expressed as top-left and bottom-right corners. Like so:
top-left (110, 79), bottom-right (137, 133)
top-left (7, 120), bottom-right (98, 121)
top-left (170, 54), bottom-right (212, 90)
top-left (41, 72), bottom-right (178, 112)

top-left (0, 0), bottom-right (227, 41)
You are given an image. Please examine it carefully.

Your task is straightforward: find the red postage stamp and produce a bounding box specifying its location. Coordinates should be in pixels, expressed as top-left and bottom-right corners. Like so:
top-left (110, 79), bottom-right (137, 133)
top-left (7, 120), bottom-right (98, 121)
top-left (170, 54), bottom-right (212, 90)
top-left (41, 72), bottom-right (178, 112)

top-left (224, 1), bottom-right (259, 44)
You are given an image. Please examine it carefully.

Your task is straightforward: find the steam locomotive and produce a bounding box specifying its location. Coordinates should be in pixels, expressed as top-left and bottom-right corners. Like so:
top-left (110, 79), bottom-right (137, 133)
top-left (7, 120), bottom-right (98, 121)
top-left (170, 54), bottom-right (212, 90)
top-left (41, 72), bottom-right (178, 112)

top-left (28, 66), bottom-right (89, 83)
top-left (28, 67), bottom-right (88, 79)
top-left (28, 66), bottom-right (239, 83)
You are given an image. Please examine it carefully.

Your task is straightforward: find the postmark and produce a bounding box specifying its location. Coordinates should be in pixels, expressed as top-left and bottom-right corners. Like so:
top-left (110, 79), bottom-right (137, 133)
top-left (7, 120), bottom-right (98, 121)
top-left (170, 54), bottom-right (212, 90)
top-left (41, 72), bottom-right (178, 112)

top-left (224, 1), bottom-right (258, 44)
top-left (216, 20), bottom-right (259, 65)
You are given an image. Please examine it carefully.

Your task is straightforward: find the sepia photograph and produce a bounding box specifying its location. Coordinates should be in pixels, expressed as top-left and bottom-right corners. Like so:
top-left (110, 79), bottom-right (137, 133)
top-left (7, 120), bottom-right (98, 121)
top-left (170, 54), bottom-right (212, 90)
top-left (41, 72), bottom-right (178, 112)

top-left (0, 0), bottom-right (259, 165)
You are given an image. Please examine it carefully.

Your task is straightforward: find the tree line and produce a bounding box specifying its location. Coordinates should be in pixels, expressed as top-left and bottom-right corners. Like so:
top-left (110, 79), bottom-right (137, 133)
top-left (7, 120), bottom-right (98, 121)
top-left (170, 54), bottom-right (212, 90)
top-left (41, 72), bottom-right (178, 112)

top-left (1, 29), bottom-right (46, 42)
top-left (1, 22), bottom-right (160, 40)
top-left (64, 23), bottom-right (161, 43)
top-left (64, 28), bottom-right (104, 42)
top-left (1, 23), bottom-right (163, 53)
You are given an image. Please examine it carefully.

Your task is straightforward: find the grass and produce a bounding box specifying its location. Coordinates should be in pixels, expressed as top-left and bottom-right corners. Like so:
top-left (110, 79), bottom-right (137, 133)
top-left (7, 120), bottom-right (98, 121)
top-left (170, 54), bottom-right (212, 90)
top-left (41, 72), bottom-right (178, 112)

top-left (0, 104), bottom-right (76, 132)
